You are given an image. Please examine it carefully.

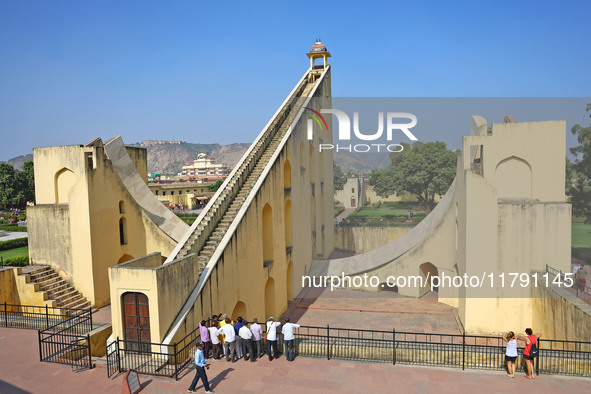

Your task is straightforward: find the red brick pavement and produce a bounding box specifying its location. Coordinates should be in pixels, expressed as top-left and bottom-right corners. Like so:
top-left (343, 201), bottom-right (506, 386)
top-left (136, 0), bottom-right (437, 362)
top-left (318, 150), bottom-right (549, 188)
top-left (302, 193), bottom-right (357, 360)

top-left (282, 287), bottom-right (462, 334)
top-left (2, 328), bottom-right (590, 393)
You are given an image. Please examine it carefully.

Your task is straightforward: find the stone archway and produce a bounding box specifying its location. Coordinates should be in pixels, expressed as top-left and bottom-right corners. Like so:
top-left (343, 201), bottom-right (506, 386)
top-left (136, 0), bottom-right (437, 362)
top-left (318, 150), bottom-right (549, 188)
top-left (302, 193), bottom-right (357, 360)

top-left (54, 167), bottom-right (75, 203)
top-left (231, 301), bottom-right (247, 321)
top-left (264, 277), bottom-right (275, 319)
top-left (117, 254), bottom-right (135, 265)
top-left (419, 262), bottom-right (438, 299)
top-left (286, 261), bottom-right (293, 301)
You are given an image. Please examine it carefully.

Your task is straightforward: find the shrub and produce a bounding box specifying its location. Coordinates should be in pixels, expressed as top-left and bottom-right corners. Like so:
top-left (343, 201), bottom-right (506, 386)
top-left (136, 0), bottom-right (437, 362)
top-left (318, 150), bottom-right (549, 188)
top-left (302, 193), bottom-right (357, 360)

top-left (0, 225), bottom-right (28, 232)
top-left (0, 238), bottom-right (28, 251)
top-left (1, 255), bottom-right (29, 267)
top-left (375, 201), bottom-right (382, 209)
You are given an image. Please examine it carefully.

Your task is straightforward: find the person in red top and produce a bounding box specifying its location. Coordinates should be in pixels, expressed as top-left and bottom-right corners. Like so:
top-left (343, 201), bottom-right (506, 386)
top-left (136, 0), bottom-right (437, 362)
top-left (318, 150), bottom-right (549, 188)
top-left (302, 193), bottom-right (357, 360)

top-left (518, 328), bottom-right (541, 380)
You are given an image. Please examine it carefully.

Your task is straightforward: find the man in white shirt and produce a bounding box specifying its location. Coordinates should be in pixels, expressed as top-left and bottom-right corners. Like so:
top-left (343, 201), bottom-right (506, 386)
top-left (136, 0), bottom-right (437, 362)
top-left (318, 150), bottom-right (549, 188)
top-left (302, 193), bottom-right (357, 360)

top-left (217, 318), bottom-right (238, 362)
top-left (208, 322), bottom-right (222, 360)
top-left (250, 318), bottom-right (263, 359)
top-left (281, 318), bottom-right (300, 362)
top-left (266, 317), bottom-right (282, 361)
top-left (239, 323), bottom-right (255, 362)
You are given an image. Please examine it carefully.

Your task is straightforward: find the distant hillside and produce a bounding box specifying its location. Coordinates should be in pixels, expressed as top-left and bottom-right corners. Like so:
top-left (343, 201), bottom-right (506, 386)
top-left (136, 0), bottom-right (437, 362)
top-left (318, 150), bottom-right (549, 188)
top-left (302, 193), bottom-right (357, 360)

top-left (2, 154), bottom-right (33, 170)
top-left (3, 142), bottom-right (390, 175)
top-left (333, 151), bottom-right (390, 174)
top-left (128, 141), bottom-right (251, 175)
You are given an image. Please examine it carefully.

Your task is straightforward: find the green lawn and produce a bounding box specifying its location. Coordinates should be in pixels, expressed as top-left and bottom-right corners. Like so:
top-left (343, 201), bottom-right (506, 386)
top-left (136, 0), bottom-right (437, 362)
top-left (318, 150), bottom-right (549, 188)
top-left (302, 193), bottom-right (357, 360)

top-left (350, 201), bottom-right (428, 218)
top-left (0, 246), bottom-right (28, 258)
top-left (572, 222), bottom-right (591, 263)
top-left (345, 201), bottom-right (429, 227)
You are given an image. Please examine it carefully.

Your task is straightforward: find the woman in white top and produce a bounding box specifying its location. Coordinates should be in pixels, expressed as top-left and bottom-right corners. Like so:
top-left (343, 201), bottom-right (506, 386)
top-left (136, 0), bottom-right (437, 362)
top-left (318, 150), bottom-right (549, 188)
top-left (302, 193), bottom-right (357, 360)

top-left (502, 331), bottom-right (518, 378)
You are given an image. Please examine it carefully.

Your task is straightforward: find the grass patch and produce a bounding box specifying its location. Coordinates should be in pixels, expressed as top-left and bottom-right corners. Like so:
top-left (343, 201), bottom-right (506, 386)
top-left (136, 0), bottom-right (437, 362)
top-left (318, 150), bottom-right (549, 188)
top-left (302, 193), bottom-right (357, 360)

top-left (572, 222), bottom-right (591, 263)
top-left (0, 246), bottom-right (28, 259)
top-left (346, 201), bottom-right (429, 227)
top-left (334, 206), bottom-right (344, 217)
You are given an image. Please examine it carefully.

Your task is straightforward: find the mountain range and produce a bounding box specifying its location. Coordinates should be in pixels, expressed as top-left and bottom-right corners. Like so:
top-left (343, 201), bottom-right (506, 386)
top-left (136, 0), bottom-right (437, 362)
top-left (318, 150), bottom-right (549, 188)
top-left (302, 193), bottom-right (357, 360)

top-left (3, 141), bottom-right (391, 175)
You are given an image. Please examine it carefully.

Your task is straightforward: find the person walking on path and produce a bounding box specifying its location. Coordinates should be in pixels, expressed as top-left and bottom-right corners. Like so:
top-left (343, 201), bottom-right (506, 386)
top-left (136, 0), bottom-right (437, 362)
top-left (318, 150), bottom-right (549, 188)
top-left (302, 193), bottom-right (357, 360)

top-left (502, 331), bottom-right (518, 378)
top-left (239, 322), bottom-right (255, 361)
top-left (266, 317), bottom-right (281, 361)
top-left (187, 343), bottom-right (213, 393)
top-left (199, 320), bottom-right (210, 358)
top-left (518, 328), bottom-right (541, 380)
top-left (577, 264), bottom-right (588, 291)
top-left (250, 318), bottom-right (263, 359)
top-left (208, 322), bottom-right (222, 360)
top-left (217, 318), bottom-right (238, 362)
top-left (281, 318), bottom-right (300, 362)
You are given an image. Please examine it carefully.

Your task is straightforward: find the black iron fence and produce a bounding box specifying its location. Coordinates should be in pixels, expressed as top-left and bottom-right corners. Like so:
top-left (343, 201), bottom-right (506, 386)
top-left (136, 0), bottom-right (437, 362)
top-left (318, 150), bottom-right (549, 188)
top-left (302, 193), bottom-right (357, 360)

top-left (106, 320), bottom-right (591, 379)
top-left (38, 308), bottom-right (93, 370)
top-left (291, 325), bottom-right (591, 377)
top-left (546, 264), bottom-right (591, 300)
top-left (0, 302), bottom-right (91, 331)
top-left (107, 321), bottom-right (205, 379)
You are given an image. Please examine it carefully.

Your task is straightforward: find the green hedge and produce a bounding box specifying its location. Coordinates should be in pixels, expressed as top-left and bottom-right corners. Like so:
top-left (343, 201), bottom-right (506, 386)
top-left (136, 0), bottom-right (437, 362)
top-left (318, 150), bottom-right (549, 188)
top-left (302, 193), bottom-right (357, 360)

top-left (0, 238), bottom-right (28, 251)
top-left (0, 255), bottom-right (29, 267)
top-left (0, 225), bottom-right (28, 232)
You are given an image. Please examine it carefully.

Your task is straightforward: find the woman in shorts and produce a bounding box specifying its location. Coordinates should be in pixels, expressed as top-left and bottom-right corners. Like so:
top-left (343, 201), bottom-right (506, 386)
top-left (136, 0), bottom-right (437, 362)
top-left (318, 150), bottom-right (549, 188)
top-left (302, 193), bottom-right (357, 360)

top-left (502, 331), bottom-right (518, 377)
top-left (518, 328), bottom-right (541, 380)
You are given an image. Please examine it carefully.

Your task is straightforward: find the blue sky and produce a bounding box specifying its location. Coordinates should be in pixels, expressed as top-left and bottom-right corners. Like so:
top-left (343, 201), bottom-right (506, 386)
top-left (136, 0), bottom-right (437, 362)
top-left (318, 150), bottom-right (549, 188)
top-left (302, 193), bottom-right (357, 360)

top-left (0, 0), bottom-right (590, 161)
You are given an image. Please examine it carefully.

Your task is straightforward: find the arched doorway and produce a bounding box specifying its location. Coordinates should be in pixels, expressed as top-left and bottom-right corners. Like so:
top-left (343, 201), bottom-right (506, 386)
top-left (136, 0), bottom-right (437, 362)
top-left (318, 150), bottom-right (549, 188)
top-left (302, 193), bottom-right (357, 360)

top-left (265, 277), bottom-right (275, 319)
top-left (284, 160), bottom-right (291, 189)
top-left (122, 292), bottom-right (150, 351)
top-left (285, 199), bottom-right (292, 248)
top-left (262, 204), bottom-right (273, 265)
top-left (286, 261), bottom-right (292, 301)
top-left (232, 301), bottom-right (247, 321)
top-left (350, 197), bottom-right (356, 208)
top-left (54, 168), bottom-right (75, 203)
top-left (419, 262), bottom-right (438, 300)
top-left (117, 254), bottom-right (135, 265)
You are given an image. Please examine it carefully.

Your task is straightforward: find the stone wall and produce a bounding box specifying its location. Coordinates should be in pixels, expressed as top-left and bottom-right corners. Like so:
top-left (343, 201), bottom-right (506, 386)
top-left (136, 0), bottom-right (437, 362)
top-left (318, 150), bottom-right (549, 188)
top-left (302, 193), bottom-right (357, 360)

top-left (333, 227), bottom-right (410, 254)
top-left (532, 276), bottom-right (591, 342)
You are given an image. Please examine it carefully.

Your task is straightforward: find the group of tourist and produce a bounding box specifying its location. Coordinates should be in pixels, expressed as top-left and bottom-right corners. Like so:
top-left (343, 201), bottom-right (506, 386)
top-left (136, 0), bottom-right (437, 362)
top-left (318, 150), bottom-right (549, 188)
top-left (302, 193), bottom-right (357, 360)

top-left (502, 328), bottom-right (541, 379)
top-left (188, 313), bottom-right (300, 393)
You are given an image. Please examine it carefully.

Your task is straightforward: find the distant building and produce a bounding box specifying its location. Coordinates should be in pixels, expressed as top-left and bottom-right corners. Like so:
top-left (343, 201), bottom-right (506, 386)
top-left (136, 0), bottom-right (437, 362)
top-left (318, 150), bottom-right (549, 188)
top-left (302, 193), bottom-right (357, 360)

top-left (148, 181), bottom-right (214, 210)
top-left (142, 140), bottom-right (181, 145)
top-left (341, 178), bottom-right (367, 209)
top-left (178, 153), bottom-right (230, 180)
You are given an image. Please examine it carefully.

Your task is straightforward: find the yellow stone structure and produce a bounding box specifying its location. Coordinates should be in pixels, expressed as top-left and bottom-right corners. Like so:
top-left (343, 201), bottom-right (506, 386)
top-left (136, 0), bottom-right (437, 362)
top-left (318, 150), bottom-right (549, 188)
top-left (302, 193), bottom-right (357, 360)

top-left (25, 41), bottom-right (574, 350)
top-left (312, 116), bottom-right (571, 334)
top-left (27, 138), bottom-right (188, 308)
top-left (107, 41), bottom-right (335, 346)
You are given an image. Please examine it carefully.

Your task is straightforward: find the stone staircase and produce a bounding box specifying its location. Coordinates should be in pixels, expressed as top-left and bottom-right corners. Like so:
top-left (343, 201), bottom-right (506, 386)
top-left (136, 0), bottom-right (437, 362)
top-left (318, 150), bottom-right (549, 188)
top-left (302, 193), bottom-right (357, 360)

top-left (175, 80), bottom-right (316, 274)
top-left (25, 266), bottom-right (92, 311)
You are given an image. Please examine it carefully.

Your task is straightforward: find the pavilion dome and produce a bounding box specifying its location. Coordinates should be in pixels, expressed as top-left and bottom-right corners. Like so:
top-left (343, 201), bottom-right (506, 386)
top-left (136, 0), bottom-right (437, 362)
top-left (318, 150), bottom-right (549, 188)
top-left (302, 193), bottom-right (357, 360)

top-left (310, 39), bottom-right (327, 53)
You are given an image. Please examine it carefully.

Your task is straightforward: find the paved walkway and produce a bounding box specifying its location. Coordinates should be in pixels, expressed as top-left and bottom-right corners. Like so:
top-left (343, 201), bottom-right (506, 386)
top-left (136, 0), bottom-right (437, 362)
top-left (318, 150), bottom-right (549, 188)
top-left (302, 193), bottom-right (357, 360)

top-left (335, 208), bottom-right (355, 224)
top-left (1, 327), bottom-right (589, 393)
top-left (282, 287), bottom-right (462, 334)
top-left (0, 231), bottom-right (28, 241)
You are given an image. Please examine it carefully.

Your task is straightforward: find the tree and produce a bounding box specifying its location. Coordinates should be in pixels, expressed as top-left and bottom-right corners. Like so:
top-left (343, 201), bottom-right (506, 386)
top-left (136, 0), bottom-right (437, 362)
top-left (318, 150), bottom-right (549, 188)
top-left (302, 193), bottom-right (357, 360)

top-left (569, 103), bottom-right (591, 223)
top-left (333, 161), bottom-right (346, 191)
top-left (368, 142), bottom-right (456, 211)
top-left (0, 163), bottom-right (16, 207)
top-left (0, 161), bottom-right (35, 207)
top-left (209, 179), bottom-right (224, 192)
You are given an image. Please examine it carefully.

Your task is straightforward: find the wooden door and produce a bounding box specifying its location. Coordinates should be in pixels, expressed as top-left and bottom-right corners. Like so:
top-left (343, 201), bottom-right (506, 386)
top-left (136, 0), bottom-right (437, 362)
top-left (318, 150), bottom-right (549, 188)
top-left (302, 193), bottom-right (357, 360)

top-left (122, 292), bottom-right (150, 351)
